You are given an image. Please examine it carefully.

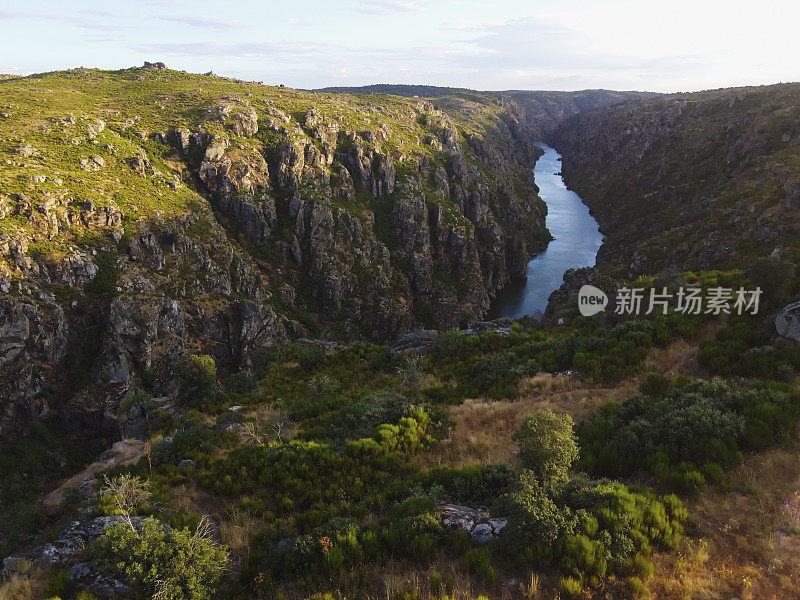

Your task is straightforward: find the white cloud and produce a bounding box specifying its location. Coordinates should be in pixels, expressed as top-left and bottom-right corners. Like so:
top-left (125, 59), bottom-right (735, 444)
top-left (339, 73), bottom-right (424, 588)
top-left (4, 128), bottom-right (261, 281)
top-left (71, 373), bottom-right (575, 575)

top-left (356, 0), bottom-right (429, 14)
top-left (155, 15), bottom-right (243, 29)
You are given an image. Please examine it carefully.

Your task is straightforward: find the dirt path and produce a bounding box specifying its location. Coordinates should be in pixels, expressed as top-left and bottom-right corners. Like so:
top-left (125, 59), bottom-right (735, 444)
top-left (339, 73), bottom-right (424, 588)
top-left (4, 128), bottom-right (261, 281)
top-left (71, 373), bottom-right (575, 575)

top-left (42, 439), bottom-right (148, 512)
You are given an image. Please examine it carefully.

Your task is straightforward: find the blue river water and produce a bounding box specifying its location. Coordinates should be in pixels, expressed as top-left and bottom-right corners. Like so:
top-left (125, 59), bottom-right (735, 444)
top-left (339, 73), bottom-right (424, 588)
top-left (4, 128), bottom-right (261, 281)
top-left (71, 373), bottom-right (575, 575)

top-left (487, 142), bottom-right (603, 319)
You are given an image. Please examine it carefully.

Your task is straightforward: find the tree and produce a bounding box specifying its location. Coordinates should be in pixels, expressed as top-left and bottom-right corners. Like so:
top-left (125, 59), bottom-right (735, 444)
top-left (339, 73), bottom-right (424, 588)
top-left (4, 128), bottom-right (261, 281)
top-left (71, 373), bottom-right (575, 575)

top-left (396, 353), bottom-right (429, 402)
top-left (512, 409), bottom-right (579, 487)
top-left (100, 474), bottom-right (152, 531)
top-left (306, 375), bottom-right (340, 402)
top-left (175, 355), bottom-right (217, 405)
top-left (93, 516), bottom-right (228, 600)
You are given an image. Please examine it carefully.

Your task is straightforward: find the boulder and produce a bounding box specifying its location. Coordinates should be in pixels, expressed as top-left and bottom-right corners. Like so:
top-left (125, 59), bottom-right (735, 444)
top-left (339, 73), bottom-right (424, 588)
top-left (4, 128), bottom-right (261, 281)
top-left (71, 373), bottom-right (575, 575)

top-left (70, 562), bottom-right (134, 598)
top-left (776, 301), bottom-right (800, 342)
top-left (438, 502), bottom-right (507, 544)
top-left (389, 329), bottom-right (439, 355)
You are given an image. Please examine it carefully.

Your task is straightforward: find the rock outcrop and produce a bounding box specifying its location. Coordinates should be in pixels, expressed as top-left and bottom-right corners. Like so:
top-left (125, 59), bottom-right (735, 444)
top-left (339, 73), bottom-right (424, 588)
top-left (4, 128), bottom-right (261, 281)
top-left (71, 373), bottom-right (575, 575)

top-left (776, 302), bottom-right (800, 342)
top-left (438, 502), bottom-right (508, 544)
top-left (0, 67), bottom-right (586, 437)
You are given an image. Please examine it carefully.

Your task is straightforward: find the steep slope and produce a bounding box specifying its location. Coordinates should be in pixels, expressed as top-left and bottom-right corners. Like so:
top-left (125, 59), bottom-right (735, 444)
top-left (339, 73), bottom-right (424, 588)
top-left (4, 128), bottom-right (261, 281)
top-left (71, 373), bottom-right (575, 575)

top-left (551, 83), bottom-right (800, 276)
top-left (0, 66), bottom-right (551, 436)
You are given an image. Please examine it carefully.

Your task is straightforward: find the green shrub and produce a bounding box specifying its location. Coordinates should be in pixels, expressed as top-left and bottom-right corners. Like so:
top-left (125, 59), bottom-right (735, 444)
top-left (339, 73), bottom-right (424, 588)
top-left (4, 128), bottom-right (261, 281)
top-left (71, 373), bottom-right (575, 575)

top-left (43, 569), bottom-right (71, 597)
top-left (252, 344), bottom-right (288, 378)
top-left (639, 373), bottom-right (671, 396)
top-left (463, 548), bottom-right (499, 584)
top-left (497, 471), bottom-right (574, 560)
top-left (578, 379), bottom-right (799, 492)
top-left (175, 355), bottom-right (217, 407)
top-left (513, 409), bottom-right (578, 487)
top-left (559, 575), bottom-right (583, 597)
top-left (93, 518), bottom-right (228, 600)
top-left (224, 371), bottom-right (257, 394)
top-left (748, 256), bottom-right (797, 307)
top-left (631, 553), bottom-right (654, 578)
top-left (438, 328), bottom-right (465, 357)
top-left (625, 576), bottom-right (650, 597)
top-left (428, 571), bottom-right (443, 595)
top-left (344, 391), bottom-right (411, 438)
top-left (297, 345), bottom-right (324, 371)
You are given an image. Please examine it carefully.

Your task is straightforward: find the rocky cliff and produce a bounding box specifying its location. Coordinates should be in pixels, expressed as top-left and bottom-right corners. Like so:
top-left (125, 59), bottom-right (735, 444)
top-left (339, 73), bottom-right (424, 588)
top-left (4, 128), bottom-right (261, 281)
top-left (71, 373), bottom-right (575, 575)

top-left (551, 83), bottom-right (800, 276)
top-left (0, 67), bottom-right (560, 436)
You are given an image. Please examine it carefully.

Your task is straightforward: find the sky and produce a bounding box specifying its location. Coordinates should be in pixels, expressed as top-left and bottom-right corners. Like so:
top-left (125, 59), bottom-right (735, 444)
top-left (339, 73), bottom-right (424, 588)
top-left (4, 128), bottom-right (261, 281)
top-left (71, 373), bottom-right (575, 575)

top-left (1, 0), bottom-right (799, 93)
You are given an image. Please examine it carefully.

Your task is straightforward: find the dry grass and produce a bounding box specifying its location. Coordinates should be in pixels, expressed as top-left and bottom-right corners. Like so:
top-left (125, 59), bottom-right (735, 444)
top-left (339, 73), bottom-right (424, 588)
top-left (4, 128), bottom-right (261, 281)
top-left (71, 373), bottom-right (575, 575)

top-left (424, 373), bottom-right (621, 468)
top-left (0, 576), bottom-right (34, 600)
top-left (649, 446), bottom-right (800, 600)
top-left (0, 566), bottom-right (49, 600)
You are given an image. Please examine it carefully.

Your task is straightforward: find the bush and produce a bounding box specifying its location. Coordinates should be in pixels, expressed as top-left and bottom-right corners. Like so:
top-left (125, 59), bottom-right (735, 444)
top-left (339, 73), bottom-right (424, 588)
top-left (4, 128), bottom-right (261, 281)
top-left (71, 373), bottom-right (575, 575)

top-left (559, 575), bottom-right (583, 597)
top-left (625, 576), bottom-right (650, 597)
top-left (297, 345), bottom-right (324, 371)
top-left (631, 553), bottom-right (654, 578)
top-left (438, 328), bottom-right (465, 357)
top-left (224, 372), bottom-right (257, 394)
top-left (471, 351), bottom-right (532, 396)
top-left (513, 409), bottom-right (579, 487)
top-left (497, 471), bottom-right (574, 560)
top-left (578, 379), bottom-right (799, 491)
top-left (748, 256), bottom-right (797, 307)
top-left (252, 344), bottom-right (288, 378)
top-left (175, 355), bottom-right (217, 407)
top-left (639, 373), bottom-right (671, 396)
top-left (463, 548), bottom-right (499, 584)
top-left (42, 569), bottom-right (71, 597)
top-left (344, 391), bottom-right (410, 438)
top-left (93, 518), bottom-right (228, 600)
top-left (428, 571), bottom-right (443, 595)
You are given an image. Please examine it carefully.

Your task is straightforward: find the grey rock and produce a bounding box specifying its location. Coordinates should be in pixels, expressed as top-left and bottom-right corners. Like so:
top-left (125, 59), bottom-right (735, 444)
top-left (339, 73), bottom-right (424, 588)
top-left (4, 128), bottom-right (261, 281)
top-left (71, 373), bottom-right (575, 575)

top-left (178, 459), bottom-right (196, 470)
top-left (438, 502), bottom-right (507, 544)
top-left (70, 562), bottom-right (134, 598)
top-left (464, 319), bottom-right (514, 337)
top-left (389, 329), bottom-right (439, 355)
top-left (776, 301), bottom-right (800, 342)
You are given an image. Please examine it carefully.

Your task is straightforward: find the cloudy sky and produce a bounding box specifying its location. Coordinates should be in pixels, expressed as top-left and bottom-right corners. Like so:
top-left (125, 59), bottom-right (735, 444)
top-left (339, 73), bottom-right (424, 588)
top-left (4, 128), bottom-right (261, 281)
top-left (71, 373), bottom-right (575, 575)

top-left (2, 0), bottom-right (798, 92)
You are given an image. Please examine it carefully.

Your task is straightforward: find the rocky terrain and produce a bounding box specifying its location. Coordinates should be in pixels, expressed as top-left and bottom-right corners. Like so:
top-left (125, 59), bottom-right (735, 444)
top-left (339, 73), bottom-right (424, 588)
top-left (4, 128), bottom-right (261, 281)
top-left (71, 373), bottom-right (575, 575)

top-left (4, 68), bottom-right (800, 600)
top-left (0, 67), bottom-right (648, 439)
top-left (551, 83), bottom-right (800, 276)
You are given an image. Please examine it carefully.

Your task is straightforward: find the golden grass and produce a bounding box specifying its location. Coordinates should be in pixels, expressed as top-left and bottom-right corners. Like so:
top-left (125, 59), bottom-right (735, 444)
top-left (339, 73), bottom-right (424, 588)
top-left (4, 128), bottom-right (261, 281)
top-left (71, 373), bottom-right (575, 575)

top-left (0, 576), bottom-right (34, 600)
top-left (649, 446), bottom-right (800, 600)
top-left (0, 566), bottom-right (49, 600)
top-left (423, 373), bottom-right (622, 468)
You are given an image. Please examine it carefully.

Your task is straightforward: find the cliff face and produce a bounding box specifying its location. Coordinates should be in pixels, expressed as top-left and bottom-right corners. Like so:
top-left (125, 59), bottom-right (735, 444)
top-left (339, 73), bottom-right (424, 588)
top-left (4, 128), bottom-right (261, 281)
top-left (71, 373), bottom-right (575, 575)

top-left (551, 83), bottom-right (800, 276)
top-left (0, 67), bottom-right (556, 436)
top-left (506, 89), bottom-right (657, 140)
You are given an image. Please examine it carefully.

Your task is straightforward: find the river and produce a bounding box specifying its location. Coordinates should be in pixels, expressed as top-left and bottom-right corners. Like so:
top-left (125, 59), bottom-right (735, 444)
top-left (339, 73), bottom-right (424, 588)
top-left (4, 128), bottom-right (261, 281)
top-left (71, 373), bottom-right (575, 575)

top-left (487, 142), bottom-right (603, 319)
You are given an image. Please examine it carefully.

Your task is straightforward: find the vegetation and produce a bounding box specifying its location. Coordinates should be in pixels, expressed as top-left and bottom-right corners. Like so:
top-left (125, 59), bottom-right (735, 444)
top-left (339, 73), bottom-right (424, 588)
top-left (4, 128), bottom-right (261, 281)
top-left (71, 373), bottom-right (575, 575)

top-left (93, 518), bottom-right (228, 600)
top-left (579, 379), bottom-right (800, 492)
top-left (4, 70), bottom-right (800, 600)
